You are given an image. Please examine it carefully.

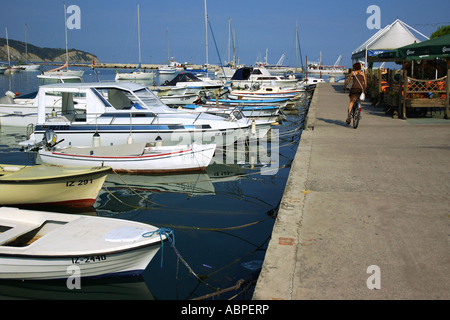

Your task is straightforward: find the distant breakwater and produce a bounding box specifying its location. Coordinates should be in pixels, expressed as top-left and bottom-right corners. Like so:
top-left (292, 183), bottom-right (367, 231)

top-left (41, 62), bottom-right (214, 70)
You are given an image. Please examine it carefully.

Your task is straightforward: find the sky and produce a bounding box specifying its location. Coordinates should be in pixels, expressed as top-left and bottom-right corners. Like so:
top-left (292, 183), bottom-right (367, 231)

top-left (2, 0), bottom-right (450, 68)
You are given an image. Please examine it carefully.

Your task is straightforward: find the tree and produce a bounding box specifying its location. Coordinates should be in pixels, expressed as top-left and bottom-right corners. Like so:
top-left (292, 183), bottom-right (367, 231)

top-left (430, 25), bottom-right (450, 38)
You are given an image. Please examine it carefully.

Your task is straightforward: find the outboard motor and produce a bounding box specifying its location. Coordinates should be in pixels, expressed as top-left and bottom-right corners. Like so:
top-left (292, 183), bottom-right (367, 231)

top-left (24, 129), bottom-right (64, 152)
top-left (0, 91), bottom-right (16, 104)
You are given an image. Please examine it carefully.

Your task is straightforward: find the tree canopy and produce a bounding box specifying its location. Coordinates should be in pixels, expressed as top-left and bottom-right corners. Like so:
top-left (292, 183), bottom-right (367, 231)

top-left (430, 25), bottom-right (450, 39)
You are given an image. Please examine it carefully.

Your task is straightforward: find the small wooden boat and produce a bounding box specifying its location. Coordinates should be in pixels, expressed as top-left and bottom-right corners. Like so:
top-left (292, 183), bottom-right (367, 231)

top-left (0, 164), bottom-right (110, 207)
top-left (38, 142), bottom-right (216, 173)
top-left (0, 206), bottom-right (172, 280)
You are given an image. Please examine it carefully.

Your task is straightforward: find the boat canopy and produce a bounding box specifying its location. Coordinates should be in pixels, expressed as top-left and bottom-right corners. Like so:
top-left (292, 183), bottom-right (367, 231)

top-left (231, 67), bottom-right (253, 81)
top-left (37, 82), bottom-right (173, 124)
top-left (163, 73), bottom-right (203, 86)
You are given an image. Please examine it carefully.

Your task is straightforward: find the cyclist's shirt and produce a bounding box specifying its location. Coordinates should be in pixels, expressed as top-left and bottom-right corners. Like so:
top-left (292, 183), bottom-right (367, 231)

top-left (350, 72), bottom-right (365, 96)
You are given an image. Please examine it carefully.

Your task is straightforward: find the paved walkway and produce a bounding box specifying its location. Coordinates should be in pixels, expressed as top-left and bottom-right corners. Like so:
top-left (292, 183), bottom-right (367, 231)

top-left (253, 82), bottom-right (450, 300)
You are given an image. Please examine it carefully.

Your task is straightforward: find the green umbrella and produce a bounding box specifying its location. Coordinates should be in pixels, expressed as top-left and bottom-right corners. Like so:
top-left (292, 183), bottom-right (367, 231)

top-left (377, 34), bottom-right (450, 61)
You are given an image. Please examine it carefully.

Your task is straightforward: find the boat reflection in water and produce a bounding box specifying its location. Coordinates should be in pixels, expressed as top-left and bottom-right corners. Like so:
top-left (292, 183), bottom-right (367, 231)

top-left (0, 276), bottom-right (154, 300)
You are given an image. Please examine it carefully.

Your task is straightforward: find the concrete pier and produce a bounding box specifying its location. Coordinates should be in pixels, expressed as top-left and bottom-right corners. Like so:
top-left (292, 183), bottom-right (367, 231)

top-left (253, 83), bottom-right (450, 300)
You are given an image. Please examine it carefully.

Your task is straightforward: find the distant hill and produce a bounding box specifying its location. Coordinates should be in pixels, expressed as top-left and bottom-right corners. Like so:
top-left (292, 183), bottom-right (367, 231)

top-left (0, 37), bottom-right (100, 64)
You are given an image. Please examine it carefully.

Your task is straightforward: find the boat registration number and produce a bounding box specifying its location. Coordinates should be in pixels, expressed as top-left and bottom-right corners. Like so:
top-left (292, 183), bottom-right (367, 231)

top-left (71, 255), bottom-right (107, 264)
top-left (65, 179), bottom-right (94, 187)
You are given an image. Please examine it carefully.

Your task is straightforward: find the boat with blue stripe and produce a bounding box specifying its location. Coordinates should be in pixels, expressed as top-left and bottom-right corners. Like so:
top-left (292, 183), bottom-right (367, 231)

top-left (22, 82), bottom-right (271, 149)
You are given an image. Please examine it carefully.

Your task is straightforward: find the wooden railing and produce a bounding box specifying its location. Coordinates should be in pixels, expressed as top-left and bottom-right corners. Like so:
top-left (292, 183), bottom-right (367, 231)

top-left (401, 69), bottom-right (449, 119)
top-left (383, 68), bottom-right (449, 119)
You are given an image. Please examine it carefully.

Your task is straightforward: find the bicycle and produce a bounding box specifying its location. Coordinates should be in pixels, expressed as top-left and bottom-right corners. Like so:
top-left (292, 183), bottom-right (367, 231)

top-left (350, 96), bottom-right (362, 129)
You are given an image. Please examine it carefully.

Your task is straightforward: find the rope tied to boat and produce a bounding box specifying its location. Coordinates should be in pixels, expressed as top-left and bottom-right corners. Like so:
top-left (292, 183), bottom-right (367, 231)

top-left (142, 227), bottom-right (175, 268)
top-left (143, 227), bottom-right (218, 291)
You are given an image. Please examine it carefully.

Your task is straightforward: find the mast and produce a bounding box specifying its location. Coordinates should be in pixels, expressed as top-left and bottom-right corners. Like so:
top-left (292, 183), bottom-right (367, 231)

top-left (5, 27), bottom-right (10, 67)
top-left (295, 23), bottom-right (304, 72)
top-left (137, 4), bottom-right (141, 66)
top-left (25, 23), bottom-right (28, 58)
top-left (64, 4), bottom-right (69, 70)
top-left (204, 0), bottom-right (208, 66)
top-left (166, 28), bottom-right (170, 65)
top-left (233, 27), bottom-right (236, 65)
top-left (228, 18), bottom-right (231, 64)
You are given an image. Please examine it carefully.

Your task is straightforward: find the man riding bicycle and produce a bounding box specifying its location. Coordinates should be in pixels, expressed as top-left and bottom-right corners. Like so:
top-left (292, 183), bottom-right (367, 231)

top-left (344, 62), bottom-right (366, 124)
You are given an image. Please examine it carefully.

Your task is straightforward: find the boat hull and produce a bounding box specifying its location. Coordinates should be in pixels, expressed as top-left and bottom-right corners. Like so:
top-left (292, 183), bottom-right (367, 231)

top-left (115, 72), bottom-right (155, 81)
top-left (39, 143), bottom-right (216, 173)
top-left (30, 123), bottom-right (269, 148)
top-left (43, 70), bottom-right (84, 77)
top-left (0, 207), bottom-right (168, 280)
top-left (0, 165), bottom-right (110, 207)
top-left (0, 243), bottom-right (160, 280)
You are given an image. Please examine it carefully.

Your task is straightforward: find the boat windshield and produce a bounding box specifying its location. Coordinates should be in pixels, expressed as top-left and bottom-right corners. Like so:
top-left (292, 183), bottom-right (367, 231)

top-left (129, 88), bottom-right (172, 113)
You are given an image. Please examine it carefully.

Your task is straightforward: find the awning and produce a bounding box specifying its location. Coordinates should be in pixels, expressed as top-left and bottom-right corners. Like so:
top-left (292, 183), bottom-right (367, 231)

top-left (377, 34), bottom-right (450, 61)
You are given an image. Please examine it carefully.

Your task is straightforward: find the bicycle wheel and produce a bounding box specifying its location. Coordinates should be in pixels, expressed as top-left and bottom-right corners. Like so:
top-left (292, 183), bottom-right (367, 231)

top-left (352, 101), bottom-right (360, 129)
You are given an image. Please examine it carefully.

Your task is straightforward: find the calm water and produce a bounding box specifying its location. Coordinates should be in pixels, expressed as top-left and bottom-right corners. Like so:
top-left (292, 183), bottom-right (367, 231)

top-left (0, 66), bottom-right (312, 300)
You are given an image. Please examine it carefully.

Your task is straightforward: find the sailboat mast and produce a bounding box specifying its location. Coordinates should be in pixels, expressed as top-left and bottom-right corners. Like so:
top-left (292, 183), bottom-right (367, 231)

top-left (204, 0), bottom-right (208, 66)
top-left (64, 4), bottom-right (69, 69)
top-left (228, 18), bottom-right (231, 64)
top-left (137, 4), bottom-right (141, 65)
top-left (5, 27), bottom-right (10, 67)
top-left (166, 28), bottom-right (170, 65)
top-left (25, 23), bottom-right (28, 58)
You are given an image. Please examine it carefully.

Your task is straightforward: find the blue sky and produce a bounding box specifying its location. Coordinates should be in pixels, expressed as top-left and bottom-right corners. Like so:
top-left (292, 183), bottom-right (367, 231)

top-left (2, 0), bottom-right (450, 67)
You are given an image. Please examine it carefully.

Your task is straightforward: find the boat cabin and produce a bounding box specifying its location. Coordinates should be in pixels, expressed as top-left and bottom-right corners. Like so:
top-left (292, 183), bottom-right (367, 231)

top-left (37, 82), bottom-right (172, 125)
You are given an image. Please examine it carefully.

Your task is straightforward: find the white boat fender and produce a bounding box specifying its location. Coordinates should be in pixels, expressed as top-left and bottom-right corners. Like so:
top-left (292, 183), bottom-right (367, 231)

top-left (155, 135), bottom-right (163, 147)
top-left (92, 132), bottom-right (101, 147)
top-left (251, 120), bottom-right (256, 135)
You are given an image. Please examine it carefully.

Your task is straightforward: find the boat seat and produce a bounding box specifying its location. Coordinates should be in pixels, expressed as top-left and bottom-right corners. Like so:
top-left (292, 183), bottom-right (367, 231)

top-left (46, 113), bottom-right (76, 123)
top-left (0, 222), bottom-right (42, 246)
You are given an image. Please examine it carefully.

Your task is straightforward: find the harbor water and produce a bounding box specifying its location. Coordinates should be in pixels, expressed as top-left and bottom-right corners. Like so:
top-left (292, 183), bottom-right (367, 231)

top-left (0, 66), bottom-right (312, 300)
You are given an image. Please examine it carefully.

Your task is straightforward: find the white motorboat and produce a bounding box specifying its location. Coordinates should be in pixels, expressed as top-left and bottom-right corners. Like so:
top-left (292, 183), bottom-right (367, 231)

top-left (0, 79), bottom-right (86, 127)
top-left (0, 206), bottom-right (172, 280)
top-left (158, 65), bottom-right (177, 75)
top-left (21, 64), bottom-right (41, 71)
top-left (115, 67), bottom-right (155, 81)
top-left (228, 85), bottom-right (303, 100)
top-left (159, 93), bottom-right (199, 105)
top-left (230, 66), bottom-right (298, 89)
top-left (0, 66), bottom-right (7, 74)
top-left (307, 54), bottom-right (345, 75)
top-left (161, 73), bottom-right (223, 95)
top-left (37, 74), bottom-right (82, 85)
top-left (39, 141), bottom-right (216, 173)
top-left (21, 82), bottom-right (271, 149)
top-left (178, 104), bottom-right (283, 122)
top-left (301, 76), bottom-right (326, 85)
top-left (0, 163), bottom-right (110, 207)
top-left (205, 97), bottom-right (289, 108)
